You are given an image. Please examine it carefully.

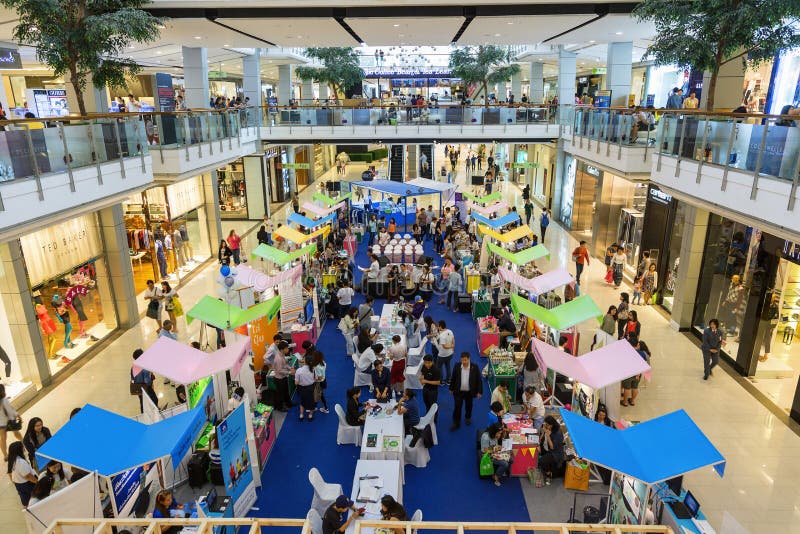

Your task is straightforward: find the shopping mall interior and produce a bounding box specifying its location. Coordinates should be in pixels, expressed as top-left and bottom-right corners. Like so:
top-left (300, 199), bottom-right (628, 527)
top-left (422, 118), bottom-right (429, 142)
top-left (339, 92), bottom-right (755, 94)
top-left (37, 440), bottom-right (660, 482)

top-left (0, 1), bottom-right (798, 533)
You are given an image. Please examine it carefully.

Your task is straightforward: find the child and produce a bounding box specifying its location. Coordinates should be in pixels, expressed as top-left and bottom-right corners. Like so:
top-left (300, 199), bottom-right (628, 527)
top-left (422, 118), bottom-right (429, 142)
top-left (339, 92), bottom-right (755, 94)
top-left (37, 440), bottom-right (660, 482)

top-left (632, 279), bottom-right (643, 305)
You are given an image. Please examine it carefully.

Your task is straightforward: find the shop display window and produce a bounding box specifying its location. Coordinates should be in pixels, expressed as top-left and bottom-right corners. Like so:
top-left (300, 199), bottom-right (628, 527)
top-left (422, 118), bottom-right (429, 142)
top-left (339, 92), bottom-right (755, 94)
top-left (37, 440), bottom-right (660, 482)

top-left (218, 160), bottom-right (248, 219)
top-left (661, 203), bottom-right (687, 312)
top-left (0, 298), bottom-right (32, 400)
top-left (32, 257), bottom-right (117, 376)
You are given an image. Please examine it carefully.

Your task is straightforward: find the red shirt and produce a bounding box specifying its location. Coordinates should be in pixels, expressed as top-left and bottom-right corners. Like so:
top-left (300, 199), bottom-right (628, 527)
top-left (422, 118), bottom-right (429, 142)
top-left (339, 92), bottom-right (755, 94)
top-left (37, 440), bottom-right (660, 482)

top-left (573, 246), bottom-right (590, 265)
top-left (227, 234), bottom-right (241, 250)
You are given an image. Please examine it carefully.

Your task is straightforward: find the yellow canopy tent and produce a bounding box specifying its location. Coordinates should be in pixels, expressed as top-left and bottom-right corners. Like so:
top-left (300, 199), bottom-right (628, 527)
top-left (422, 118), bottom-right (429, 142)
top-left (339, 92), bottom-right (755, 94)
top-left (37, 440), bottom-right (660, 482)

top-left (479, 224), bottom-right (534, 243)
top-left (274, 224), bottom-right (330, 244)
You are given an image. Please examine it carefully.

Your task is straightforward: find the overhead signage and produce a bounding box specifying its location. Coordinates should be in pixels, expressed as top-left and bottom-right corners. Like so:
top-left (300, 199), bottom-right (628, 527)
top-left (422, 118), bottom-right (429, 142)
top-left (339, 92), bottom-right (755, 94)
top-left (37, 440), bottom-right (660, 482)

top-left (263, 146), bottom-right (280, 158)
top-left (154, 73), bottom-right (175, 112)
top-left (594, 90), bottom-right (612, 109)
top-left (585, 165), bottom-right (601, 177)
top-left (648, 187), bottom-right (673, 205)
top-left (363, 67), bottom-right (452, 79)
top-left (0, 48), bottom-right (22, 69)
top-left (20, 214), bottom-right (103, 286)
top-left (591, 68), bottom-right (607, 75)
top-left (281, 162), bottom-right (310, 170)
top-left (511, 162), bottom-right (540, 169)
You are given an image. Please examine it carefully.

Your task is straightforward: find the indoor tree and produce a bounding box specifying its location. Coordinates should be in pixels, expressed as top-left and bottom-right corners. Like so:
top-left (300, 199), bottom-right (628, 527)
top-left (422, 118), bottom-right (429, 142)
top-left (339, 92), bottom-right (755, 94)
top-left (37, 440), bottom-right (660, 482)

top-left (1, 0), bottom-right (163, 116)
top-left (448, 46), bottom-right (520, 107)
top-left (295, 47), bottom-right (364, 103)
top-left (633, 0), bottom-right (800, 111)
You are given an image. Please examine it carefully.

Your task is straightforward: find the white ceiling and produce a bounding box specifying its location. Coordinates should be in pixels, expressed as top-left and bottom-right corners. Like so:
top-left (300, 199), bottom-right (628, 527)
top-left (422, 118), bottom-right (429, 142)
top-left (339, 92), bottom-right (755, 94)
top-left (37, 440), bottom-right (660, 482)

top-left (348, 18), bottom-right (465, 46)
top-left (459, 15), bottom-right (598, 45)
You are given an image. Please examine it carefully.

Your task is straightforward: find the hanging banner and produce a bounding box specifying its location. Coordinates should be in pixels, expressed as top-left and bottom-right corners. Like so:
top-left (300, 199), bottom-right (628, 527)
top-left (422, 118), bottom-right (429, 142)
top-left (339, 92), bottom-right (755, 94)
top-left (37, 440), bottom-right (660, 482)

top-left (218, 403), bottom-right (257, 516)
top-left (20, 214), bottom-right (103, 286)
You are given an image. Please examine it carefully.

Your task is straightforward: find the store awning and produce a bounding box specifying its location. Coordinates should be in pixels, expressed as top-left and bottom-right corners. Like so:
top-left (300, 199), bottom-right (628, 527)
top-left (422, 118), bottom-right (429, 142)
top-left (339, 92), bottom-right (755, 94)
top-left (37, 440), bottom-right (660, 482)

top-left (466, 200), bottom-right (508, 216)
top-left (313, 192), bottom-right (352, 205)
top-left (36, 404), bottom-right (207, 477)
top-left (234, 264), bottom-right (303, 293)
top-left (288, 212), bottom-right (336, 228)
top-left (480, 224), bottom-right (533, 243)
top-left (460, 190), bottom-right (502, 204)
top-left (510, 293), bottom-right (602, 330)
top-left (274, 224), bottom-right (330, 244)
top-left (498, 267), bottom-right (573, 295)
top-left (349, 179), bottom-right (440, 197)
top-left (472, 211), bottom-right (520, 229)
top-left (531, 338), bottom-right (650, 389)
top-left (250, 243), bottom-right (317, 264)
top-left (186, 295), bottom-right (282, 330)
top-left (560, 408), bottom-right (726, 484)
top-left (487, 242), bottom-right (550, 265)
top-left (303, 202), bottom-right (344, 216)
top-left (406, 178), bottom-right (458, 194)
top-left (132, 336), bottom-right (252, 385)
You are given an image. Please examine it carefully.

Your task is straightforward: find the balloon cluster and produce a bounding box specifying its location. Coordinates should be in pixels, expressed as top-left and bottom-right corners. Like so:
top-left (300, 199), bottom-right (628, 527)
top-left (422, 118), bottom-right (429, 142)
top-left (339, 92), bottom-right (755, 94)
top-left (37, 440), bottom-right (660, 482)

top-left (217, 265), bottom-right (242, 303)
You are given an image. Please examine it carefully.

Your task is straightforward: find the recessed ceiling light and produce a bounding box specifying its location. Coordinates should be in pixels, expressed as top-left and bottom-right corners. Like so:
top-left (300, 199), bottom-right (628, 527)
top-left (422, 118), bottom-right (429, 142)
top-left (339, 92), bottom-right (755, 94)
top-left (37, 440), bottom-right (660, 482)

top-left (156, 51), bottom-right (162, 54)
top-left (194, 36), bottom-right (202, 40)
top-left (494, 33), bottom-right (501, 37)
top-left (399, 34), bottom-right (404, 37)
top-left (393, 24), bottom-right (400, 27)
top-left (221, 63), bottom-right (225, 66)
top-left (224, 44), bottom-right (229, 47)
top-left (615, 31), bottom-right (623, 35)
top-left (129, 45), bottom-right (135, 49)
top-left (507, 22), bottom-right (514, 25)
top-left (589, 40), bottom-right (596, 43)
top-left (297, 35), bottom-right (303, 38)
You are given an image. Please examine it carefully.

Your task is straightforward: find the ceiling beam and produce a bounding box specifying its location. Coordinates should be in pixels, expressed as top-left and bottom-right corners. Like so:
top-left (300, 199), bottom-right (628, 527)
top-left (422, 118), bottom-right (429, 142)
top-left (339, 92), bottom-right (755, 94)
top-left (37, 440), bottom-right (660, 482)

top-left (542, 6), bottom-right (609, 43)
top-left (206, 17), bottom-right (277, 46)
top-left (451, 7), bottom-right (476, 44)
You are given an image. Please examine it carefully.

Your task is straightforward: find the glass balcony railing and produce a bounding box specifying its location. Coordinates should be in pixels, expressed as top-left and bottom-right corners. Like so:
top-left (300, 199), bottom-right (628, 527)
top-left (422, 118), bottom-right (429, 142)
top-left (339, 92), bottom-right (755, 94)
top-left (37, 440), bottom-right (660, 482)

top-left (261, 103), bottom-right (559, 127)
top-left (655, 110), bottom-right (800, 185)
top-left (571, 105), bottom-right (658, 148)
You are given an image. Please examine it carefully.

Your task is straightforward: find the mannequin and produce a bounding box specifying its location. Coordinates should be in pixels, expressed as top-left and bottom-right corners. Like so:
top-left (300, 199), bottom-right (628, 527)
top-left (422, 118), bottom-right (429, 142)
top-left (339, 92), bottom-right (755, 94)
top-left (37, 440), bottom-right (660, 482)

top-left (51, 295), bottom-right (75, 350)
top-left (64, 286), bottom-right (89, 338)
top-left (179, 225), bottom-right (193, 262)
top-left (155, 240), bottom-right (168, 278)
top-left (35, 298), bottom-right (57, 359)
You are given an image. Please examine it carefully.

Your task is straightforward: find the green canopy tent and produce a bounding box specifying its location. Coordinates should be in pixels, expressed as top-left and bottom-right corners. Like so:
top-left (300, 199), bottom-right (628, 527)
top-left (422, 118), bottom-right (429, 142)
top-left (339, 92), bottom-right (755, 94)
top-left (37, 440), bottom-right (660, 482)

top-left (487, 242), bottom-right (550, 265)
top-left (186, 295), bottom-right (282, 331)
top-left (460, 190), bottom-right (502, 204)
top-left (510, 293), bottom-right (601, 330)
top-left (250, 243), bottom-right (317, 264)
top-left (313, 192), bottom-right (352, 206)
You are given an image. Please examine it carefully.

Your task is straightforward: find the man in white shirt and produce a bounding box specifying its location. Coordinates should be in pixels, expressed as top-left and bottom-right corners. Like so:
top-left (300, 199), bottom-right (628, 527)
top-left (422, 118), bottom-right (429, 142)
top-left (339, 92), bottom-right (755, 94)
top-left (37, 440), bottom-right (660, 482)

top-left (358, 343), bottom-right (383, 374)
top-left (263, 334), bottom-right (283, 369)
top-left (359, 253), bottom-right (381, 293)
top-left (523, 385), bottom-right (546, 430)
top-left (435, 320), bottom-right (455, 385)
top-left (336, 282), bottom-right (355, 319)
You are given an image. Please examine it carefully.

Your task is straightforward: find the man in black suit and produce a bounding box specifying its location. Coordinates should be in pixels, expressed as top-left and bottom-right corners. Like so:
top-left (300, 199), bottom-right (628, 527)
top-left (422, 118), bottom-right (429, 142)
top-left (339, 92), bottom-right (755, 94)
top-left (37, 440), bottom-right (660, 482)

top-left (449, 352), bottom-right (483, 430)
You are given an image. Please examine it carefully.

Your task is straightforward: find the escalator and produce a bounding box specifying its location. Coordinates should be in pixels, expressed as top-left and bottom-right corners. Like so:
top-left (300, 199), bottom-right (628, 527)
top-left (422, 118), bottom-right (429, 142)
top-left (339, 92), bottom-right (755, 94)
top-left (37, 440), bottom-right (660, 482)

top-left (418, 144), bottom-right (433, 179)
top-left (389, 145), bottom-right (405, 182)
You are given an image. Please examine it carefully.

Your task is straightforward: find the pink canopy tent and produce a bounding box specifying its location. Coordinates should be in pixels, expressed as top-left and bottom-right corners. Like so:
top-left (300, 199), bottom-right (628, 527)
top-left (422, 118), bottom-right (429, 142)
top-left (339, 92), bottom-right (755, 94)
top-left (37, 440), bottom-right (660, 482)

top-left (234, 264), bottom-right (302, 293)
top-left (498, 267), bottom-right (574, 295)
top-left (531, 338), bottom-right (650, 389)
top-left (302, 201), bottom-right (346, 216)
top-left (132, 336), bottom-right (252, 385)
top-left (466, 200), bottom-right (508, 216)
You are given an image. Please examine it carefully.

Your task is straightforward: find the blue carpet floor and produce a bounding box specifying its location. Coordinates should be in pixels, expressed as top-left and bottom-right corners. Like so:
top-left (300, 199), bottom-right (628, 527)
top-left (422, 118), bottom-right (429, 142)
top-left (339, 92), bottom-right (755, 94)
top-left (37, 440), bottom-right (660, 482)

top-left (251, 235), bottom-right (531, 522)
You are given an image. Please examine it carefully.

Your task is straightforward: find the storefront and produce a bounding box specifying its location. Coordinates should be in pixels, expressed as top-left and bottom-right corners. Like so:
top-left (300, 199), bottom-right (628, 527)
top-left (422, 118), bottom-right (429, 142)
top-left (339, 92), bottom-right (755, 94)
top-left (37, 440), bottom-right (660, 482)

top-left (558, 157), bottom-right (601, 236)
top-left (218, 159), bottom-right (247, 219)
top-left (123, 176), bottom-right (212, 294)
top-left (591, 173), bottom-right (648, 275)
top-left (512, 143), bottom-right (556, 209)
top-left (630, 66), bottom-right (647, 106)
top-left (20, 213), bottom-right (117, 377)
top-left (644, 65), bottom-right (692, 108)
top-left (742, 61), bottom-right (773, 113)
top-left (692, 217), bottom-right (800, 421)
top-left (639, 186), bottom-right (684, 312)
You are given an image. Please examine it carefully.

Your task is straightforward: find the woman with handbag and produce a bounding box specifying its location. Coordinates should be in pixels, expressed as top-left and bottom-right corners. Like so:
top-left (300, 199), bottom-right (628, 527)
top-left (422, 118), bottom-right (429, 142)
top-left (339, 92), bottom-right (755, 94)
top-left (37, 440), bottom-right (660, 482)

top-left (143, 279), bottom-right (163, 331)
top-left (160, 281), bottom-right (180, 335)
top-left (0, 384), bottom-right (22, 461)
top-left (616, 293), bottom-right (631, 339)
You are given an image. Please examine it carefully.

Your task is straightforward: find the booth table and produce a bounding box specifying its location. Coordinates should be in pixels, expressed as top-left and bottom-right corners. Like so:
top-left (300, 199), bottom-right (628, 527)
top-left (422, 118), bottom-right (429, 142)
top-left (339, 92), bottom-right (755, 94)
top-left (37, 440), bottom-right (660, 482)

top-left (360, 401), bottom-right (405, 480)
top-left (655, 483), bottom-right (716, 534)
top-left (345, 459), bottom-right (403, 534)
top-left (472, 295), bottom-right (492, 319)
top-left (503, 415), bottom-right (539, 476)
top-left (377, 303), bottom-right (406, 336)
top-left (477, 322), bottom-right (500, 356)
top-left (488, 356), bottom-right (518, 400)
top-left (291, 322), bottom-right (318, 348)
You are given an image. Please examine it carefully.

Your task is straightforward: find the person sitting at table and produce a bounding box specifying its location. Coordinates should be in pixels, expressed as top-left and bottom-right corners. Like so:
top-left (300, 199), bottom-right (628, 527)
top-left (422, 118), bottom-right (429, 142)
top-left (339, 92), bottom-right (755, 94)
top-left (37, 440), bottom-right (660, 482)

top-left (380, 494), bottom-right (409, 534)
top-left (490, 382), bottom-right (512, 413)
top-left (357, 328), bottom-right (378, 355)
top-left (345, 387), bottom-right (367, 426)
top-left (408, 295), bottom-right (426, 321)
top-left (480, 423), bottom-right (514, 487)
top-left (538, 416), bottom-right (565, 486)
top-left (397, 388), bottom-right (420, 435)
top-left (323, 495), bottom-right (363, 534)
top-left (594, 405), bottom-right (614, 427)
top-left (487, 401), bottom-right (505, 427)
top-left (495, 309), bottom-right (517, 348)
top-left (371, 358), bottom-right (391, 403)
top-left (153, 489), bottom-right (186, 520)
top-left (522, 386), bottom-right (545, 431)
top-left (358, 342), bottom-right (382, 374)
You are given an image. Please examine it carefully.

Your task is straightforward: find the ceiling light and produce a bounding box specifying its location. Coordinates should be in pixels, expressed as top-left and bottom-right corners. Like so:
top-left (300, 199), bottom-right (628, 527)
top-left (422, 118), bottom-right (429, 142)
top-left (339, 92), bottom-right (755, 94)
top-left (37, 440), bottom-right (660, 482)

top-left (494, 33), bottom-right (501, 37)
top-left (507, 22), bottom-right (514, 25)
top-left (297, 35), bottom-right (303, 38)
top-left (224, 44), bottom-right (229, 47)
top-left (399, 34), bottom-right (404, 37)
top-left (156, 51), bottom-right (162, 54)
top-left (194, 36), bottom-right (202, 40)
top-left (615, 31), bottom-right (623, 35)
top-left (393, 24), bottom-right (400, 27)
top-left (589, 40), bottom-right (595, 43)
top-left (129, 45), bottom-right (135, 49)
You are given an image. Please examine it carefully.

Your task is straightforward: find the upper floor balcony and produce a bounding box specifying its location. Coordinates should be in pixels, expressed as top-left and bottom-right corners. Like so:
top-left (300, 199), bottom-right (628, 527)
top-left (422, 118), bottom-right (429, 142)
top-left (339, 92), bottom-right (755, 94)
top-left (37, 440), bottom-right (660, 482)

top-left (651, 109), bottom-right (800, 239)
top-left (0, 114), bottom-right (153, 239)
top-left (259, 103), bottom-right (562, 143)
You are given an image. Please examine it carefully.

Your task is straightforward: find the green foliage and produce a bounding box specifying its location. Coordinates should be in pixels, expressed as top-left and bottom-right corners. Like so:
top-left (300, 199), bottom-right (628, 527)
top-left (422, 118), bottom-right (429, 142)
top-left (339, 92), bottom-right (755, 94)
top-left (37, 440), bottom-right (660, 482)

top-left (1, 0), bottom-right (163, 115)
top-left (449, 46), bottom-right (521, 105)
top-left (295, 47), bottom-right (364, 100)
top-left (633, 0), bottom-right (800, 109)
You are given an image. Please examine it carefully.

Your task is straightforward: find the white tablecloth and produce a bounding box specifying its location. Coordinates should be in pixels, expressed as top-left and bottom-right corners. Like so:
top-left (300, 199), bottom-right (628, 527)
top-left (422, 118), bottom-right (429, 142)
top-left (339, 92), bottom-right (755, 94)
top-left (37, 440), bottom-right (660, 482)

top-left (345, 459), bottom-right (403, 534)
top-left (378, 304), bottom-right (406, 335)
top-left (360, 401), bottom-right (405, 480)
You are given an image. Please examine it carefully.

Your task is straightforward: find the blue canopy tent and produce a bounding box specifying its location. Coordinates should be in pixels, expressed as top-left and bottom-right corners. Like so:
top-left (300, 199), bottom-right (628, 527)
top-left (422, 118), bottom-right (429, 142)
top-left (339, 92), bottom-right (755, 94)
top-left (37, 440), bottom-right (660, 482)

top-left (346, 179), bottom-right (454, 230)
top-left (287, 212), bottom-right (336, 229)
top-left (560, 408), bottom-right (725, 525)
top-left (471, 211), bottom-right (520, 229)
top-left (36, 404), bottom-right (206, 478)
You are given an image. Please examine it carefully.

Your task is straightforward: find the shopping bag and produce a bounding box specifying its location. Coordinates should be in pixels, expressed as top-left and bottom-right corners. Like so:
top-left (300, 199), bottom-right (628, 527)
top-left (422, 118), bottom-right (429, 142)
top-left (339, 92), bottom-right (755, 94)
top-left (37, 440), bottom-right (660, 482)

top-left (479, 453), bottom-right (494, 476)
top-left (172, 297), bottom-right (184, 317)
top-left (564, 460), bottom-right (590, 491)
top-left (604, 270), bottom-right (613, 283)
top-left (650, 291), bottom-right (659, 305)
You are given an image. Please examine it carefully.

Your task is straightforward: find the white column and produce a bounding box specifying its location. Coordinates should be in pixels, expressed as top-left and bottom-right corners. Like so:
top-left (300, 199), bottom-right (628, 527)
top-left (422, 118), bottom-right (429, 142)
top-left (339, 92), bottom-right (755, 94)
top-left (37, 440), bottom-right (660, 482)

top-left (606, 42), bottom-right (633, 107)
top-left (301, 79), bottom-right (314, 103)
top-left (203, 172), bottom-right (222, 250)
top-left (530, 62), bottom-right (544, 103)
top-left (700, 58), bottom-right (746, 110)
top-left (558, 48), bottom-right (577, 120)
top-left (278, 64), bottom-right (294, 105)
top-left (318, 83), bottom-right (329, 101)
top-left (242, 49), bottom-right (262, 125)
top-left (286, 148), bottom-right (297, 193)
top-left (669, 206), bottom-right (710, 330)
top-left (510, 73), bottom-right (522, 102)
top-left (183, 46), bottom-right (209, 109)
top-left (97, 205), bottom-right (138, 329)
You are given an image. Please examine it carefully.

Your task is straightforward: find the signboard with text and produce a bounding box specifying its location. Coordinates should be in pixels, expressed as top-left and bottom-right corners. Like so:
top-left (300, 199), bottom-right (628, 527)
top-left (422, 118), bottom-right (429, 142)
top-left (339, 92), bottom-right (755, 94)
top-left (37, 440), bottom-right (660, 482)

top-left (219, 404), bottom-right (256, 516)
top-left (0, 47), bottom-right (21, 69)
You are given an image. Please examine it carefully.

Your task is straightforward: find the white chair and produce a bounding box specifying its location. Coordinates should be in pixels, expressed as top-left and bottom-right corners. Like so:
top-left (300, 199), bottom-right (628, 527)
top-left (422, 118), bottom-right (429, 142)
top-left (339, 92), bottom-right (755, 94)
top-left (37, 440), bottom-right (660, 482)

top-left (409, 239), bottom-right (417, 246)
top-left (415, 403), bottom-right (438, 445)
top-left (371, 245), bottom-right (381, 255)
top-left (335, 404), bottom-right (363, 446)
top-left (394, 234), bottom-right (402, 240)
top-left (407, 345), bottom-right (423, 365)
top-left (353, 354), bottom-right (373, 387)
top-left (398, 238), bottom-right (407, 247)
top-left (411, 509), bottom-right (423, 522)
top-left (404, 361), bottom-right (422, 389)
top-left (403, 233), bottom-right (412, 240)
top-left (309, 468), bottom-right (343, 515)
top-left (404, 433), bottom-right (430, 468)
top-left (307, 509), bottom-right (323, 534)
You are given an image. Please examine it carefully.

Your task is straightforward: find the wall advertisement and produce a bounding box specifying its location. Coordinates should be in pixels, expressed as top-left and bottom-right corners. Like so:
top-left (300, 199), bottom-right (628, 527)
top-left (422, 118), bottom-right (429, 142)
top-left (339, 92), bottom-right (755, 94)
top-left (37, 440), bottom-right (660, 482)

top-left (218, 403), bottom-right (256, 516)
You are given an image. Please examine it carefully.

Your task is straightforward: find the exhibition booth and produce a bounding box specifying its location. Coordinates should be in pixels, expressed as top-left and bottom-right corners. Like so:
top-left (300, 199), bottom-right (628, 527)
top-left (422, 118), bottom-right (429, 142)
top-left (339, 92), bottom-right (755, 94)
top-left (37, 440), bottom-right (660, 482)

top-left (347, 178), bottom-right (457, 228)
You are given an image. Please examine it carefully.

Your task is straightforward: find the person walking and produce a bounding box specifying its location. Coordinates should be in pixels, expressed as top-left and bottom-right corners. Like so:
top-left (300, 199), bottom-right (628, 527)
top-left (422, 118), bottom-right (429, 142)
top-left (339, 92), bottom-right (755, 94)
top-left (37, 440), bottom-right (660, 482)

top-left (572, 240), bottom-right (590, 285)
top-left (0, 384), bottom-right (22, 461)
top-left (311, 351), bottom-right (329, 414)
top-left (294, 360), bottom-right (317, 421)
top-left (143, 279), bottom-right (163, 331)
top-left (435, 320), bottom-right (455, 385)
top-left (616, 293), bottom-right (631, 339)
top-left (446, 265), bottom-right (463, 312)
top-left (256, 225), bottom-right (269, 251)
top-left (449, 352), bottom-right (482, 430)
top-left (131, 348), bottom-right (158, 413)
top-left (227, 230), bottom-right (242, 265)
top-left (336, 282), bottom-right (355, 320)
top-left (420, 355), bottom-right (441, 418)
top-left (524, 200), bottom-right (533, 226)
top-left (701, 318), bottom-right (726, 380)
top-left (641, 263), bottom-right (658, 305)
top-left (611, 246), bottom-right (627, 287)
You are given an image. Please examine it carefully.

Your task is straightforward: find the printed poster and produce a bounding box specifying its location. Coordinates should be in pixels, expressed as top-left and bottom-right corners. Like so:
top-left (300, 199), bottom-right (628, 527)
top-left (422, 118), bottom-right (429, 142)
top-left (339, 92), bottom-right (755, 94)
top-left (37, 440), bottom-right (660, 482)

top-left (218, 403), bottom-right (256, 516)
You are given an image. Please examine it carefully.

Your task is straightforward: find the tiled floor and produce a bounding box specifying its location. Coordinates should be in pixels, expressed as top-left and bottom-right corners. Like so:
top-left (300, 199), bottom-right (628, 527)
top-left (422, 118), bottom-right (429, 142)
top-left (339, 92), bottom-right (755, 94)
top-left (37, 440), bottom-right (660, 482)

top-left (3, 147), bottom-right (800, 534)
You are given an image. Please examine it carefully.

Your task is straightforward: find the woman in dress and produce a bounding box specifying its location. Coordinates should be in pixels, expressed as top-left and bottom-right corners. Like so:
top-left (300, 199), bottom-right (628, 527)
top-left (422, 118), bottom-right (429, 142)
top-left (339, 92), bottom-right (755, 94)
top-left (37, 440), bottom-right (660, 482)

top-left (160, 281), bottom-right (179, 334)
top-left (611, 247), bottom-right (627, 287)
top-left (641, 263), bottom-right (658, 305)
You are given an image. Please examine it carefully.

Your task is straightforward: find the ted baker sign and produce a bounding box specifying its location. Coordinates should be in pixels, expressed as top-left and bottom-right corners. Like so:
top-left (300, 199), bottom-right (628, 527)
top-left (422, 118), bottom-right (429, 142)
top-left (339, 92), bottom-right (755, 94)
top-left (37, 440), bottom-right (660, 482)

top-left (20, 214), bottom-right (102, 285)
